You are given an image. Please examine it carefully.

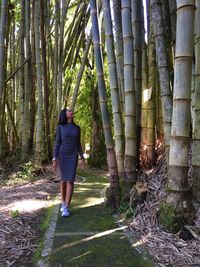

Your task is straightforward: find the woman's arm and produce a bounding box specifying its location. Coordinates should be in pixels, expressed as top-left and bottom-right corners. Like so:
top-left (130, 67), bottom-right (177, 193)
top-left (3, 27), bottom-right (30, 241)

top-left (52, 125), bottom-right (61, 160)
top-left (78, 127), bottom-right (85, 160)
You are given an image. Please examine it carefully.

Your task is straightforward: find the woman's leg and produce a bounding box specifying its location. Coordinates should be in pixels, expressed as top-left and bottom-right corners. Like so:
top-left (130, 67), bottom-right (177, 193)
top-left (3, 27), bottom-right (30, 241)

top-left (66, 182), bottom-right (74, 207)
top-left (60, 181), bottom-right (67, 203)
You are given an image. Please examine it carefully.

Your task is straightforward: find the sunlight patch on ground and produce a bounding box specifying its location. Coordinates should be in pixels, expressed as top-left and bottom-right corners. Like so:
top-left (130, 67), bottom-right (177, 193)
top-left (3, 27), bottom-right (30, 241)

top-left (53, 226), bottom-right (128, 253)
top-left (69, 251), bottom-right (92, 262)
top-left (132, 233), bottom-right (151, 248)
top-left (73, 196), bottom-right (105, 209)
top-left (7, 198), bottom-right (60, 213)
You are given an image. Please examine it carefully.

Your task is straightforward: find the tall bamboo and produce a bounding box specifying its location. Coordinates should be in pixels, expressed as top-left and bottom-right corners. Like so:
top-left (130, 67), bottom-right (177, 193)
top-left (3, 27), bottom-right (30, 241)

top-left (90, 0), bottom-right (120, 208)
top-left (156, 76), bottom-right (164, 143)
top-left (35, 0), bottom-right (44, 161)
top-left (57, 0), bottom-right (69, 111)
top-left (168, 0), bottom-right (177, 48)
top-left (161, 0), bottom-right (174, 88)
top-left (151, 0), bottom-right (173, 159)
top-left (18, 0), bottom-right (25, 148)
top-left (40, 0), bottom-right (51, 159)
top-left (146, 19), bottom-right (156, 163)
top-left (21, 0), bottom-right (31, 159)
top-left (51, 0), bottom-right (59, 138)
top-left (131, 0), bottom-right (143, 151)
top-left (192, 0), bottom-right (200, 202)
top-left (0, 0), bottom-right (8, 159)
top-left (102, 0), bottom-right (124, 176)
top-left (140, 41), bottom-right (148, 146)
top-left (168, 0), bottom-right (195, 208)
top-left (70, 30), bottom-right (92, 111)
top-left (30, 0), bottom-right (36, 150)
top-left (112, 0), bottom-right (124, 111)
top-left (122, 0), bottom-right (137, 190)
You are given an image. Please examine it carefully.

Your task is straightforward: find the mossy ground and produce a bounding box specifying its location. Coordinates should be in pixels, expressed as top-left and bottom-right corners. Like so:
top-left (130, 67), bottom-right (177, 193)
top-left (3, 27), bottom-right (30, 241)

top-left (46, 170), bottom-right (155, 267)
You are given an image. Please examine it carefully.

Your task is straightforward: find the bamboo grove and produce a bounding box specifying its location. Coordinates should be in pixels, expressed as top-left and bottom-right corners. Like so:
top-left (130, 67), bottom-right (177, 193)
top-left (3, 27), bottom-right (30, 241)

top-left (0, 0), bottom-right (200, 223)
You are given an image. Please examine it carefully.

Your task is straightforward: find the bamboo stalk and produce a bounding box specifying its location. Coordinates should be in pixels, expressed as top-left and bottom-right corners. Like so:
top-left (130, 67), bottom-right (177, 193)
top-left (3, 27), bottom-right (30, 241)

top-left (122, 0), bottom-right (137, 190)
top-left (70, 30), bottom-right (92, 111)
top-left (168, 0), bottom-right (195, 207)
top-left (90, 0), bottom-right (120, 208)
top-left (192, 0), bottom-right (200, 202)
top-left (102, 0), bottom-right (124, 176)
top-left (151, 0), bottom-right (173, 159)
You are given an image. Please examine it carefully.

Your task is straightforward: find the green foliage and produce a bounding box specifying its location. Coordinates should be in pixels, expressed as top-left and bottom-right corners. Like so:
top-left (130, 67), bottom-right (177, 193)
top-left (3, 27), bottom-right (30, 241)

top-left (18, 161), bottom-right (36, 180)
top-left (159, 201), bottom-right (177, 232)
top-left (118, 199), bottom-right (136, 219)
top-left (0, 161), bottom-right (39, 186)
top-left (10, 209), bottom-right (19, 218)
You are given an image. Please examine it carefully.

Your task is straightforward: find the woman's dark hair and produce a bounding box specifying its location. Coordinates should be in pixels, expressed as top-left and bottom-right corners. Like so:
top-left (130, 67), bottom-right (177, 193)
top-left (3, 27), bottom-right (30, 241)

top-left (58, 108), bottom-right (75, 125)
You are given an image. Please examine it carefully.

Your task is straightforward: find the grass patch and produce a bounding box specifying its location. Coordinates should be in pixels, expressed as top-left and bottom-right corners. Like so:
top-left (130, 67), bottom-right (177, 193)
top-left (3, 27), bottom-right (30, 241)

top-left (10, 209), bottom-right (20, 218)
top-left (118, 198), bottom-right (136, 219)
top-left (159, 201), bottom-right (177, 232)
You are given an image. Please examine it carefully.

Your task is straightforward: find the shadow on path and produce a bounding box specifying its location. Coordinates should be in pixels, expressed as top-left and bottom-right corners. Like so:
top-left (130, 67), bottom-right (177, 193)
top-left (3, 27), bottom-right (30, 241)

top-left (43, 173), bottom-right (155, 267)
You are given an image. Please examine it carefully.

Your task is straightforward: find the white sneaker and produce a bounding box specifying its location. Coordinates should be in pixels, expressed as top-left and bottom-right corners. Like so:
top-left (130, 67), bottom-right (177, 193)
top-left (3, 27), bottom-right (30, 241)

top-left (62, 207), bottom-right (70, 217)
top-left (60, 202), bottom-right (67, 212)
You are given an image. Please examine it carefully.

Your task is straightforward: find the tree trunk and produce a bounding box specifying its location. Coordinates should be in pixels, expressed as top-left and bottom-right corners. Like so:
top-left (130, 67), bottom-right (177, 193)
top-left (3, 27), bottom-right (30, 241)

top-left (30, 0), bottom-right (36, 151)
top-left (122, 0), bottom-right (137, 192)
top-left (102, 0), bottom-right (124, 177)
top-left (70, 31), bottom-right (92, 111)
top-left (161, 0), bottom-right (174, 88)
top-left (168, 0), bottom-right (177, 48)
top-left (192, 0), bottom-right (200, 203)
top-left (51, 0), bottom-right (59, 140)
top-left (112, 0), bottom-right (124, 113)
top-left (22, 0), bottom-right (31, 159)
top-left (90, 0), bottom-right (120, 208)
top-left (167, 0), bottom-right (195, 217)
top-left (18, 0), bottom-right (25, 150)
top-left (40, 0), bottom-right (51, 159)
top-left (140, 42), bottom-right (148, 146)
top-left (151, 0), bottom-right (173, 159)
top-left (0, 0), bottom-right (8, 159)
top-left (146, 19), bottom-right (156, 164)
top-left (131, 0), bottom-right (143, 151)
top-left (35, 0), bottom-right (44, 162)
top-left (90, 83), bottom-right (104, 167)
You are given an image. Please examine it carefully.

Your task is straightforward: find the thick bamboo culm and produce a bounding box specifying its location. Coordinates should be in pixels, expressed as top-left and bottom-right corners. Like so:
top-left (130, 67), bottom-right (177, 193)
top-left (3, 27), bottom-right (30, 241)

top-left (192, 0), bottom-right (200, 203)
top-left (34, 0), bottom-right (44, 161)
top-left (146, 18), bottom-right (156, 163)
top-left (112, 0), bottom-right (124, 113)
top-left (102, 0), bottom-right (124, 176)
top-left (131, 0), bottom-right (143, 149)
top-left (151, 0), bottom-right (172, 159)
top-left (168, 0), bottom-right (195, 203)
top-left (90, 0), bottom-right (120, 207)
top-left (122, 0), bottom-right (137, 188)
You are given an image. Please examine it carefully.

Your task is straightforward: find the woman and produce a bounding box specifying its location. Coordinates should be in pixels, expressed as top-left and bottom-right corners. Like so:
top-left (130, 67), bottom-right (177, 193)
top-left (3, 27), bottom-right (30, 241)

top-left (52, 108), bottom-right (85, 217)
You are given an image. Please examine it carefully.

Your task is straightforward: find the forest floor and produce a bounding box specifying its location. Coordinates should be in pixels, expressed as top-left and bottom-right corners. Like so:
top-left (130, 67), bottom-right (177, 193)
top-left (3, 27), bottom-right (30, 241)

top-left (0, 163), bottom-right (59, 267)
top-left (0, 155), bottom-right (200, 267)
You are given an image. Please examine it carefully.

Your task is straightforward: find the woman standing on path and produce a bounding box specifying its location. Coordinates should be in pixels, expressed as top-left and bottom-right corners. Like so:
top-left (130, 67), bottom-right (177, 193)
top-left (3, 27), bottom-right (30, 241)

top-left (52, 108), bottom-right (85, 217)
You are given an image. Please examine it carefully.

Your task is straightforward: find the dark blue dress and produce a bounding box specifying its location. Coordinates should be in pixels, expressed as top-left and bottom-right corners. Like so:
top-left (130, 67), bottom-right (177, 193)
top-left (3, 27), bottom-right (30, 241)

top-left (53, 123), bottom-right (84, 182)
